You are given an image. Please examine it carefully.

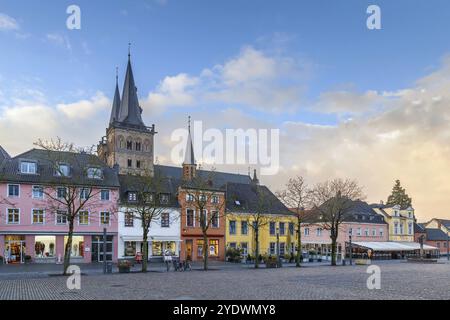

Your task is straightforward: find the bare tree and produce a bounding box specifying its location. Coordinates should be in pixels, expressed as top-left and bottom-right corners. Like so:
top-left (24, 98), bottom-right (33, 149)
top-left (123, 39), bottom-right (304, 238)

top-left (34, 138), bottom-right (116, 274)
top-left (277, 176), bottom-right (313, 267)
top-left (183, 170), bottom-right (225, 271)
top-left (309, 178), bottom-right (365, 266)
top-left (121, 169), bottom-right (172, 272)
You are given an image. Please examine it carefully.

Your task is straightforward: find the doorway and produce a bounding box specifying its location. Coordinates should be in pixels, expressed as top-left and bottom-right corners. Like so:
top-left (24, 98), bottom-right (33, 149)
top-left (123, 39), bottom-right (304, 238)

top-left (5, 236), bottom-right (26, 264)
top-left (91, 235), bottom-right (113, 262)
top-left (185, 240), bottom-right (193, 261)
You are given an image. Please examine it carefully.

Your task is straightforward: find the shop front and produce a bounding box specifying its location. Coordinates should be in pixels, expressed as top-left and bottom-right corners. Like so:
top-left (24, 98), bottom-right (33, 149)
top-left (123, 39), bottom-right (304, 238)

top-left (181, 237), bottom-right (223, 261)
top-left (120, 236), bottom-right (181, 260)
top-left (3, 235), bottom-right (27, 264)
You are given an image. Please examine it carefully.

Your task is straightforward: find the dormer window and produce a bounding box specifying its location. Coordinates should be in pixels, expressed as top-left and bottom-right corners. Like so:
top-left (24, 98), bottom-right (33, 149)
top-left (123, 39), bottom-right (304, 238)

top-left (87, 167), bottom-right (102, 179)
top-left (56, 164), bottom-right (70, 177)
top-left (160, 194), bottom-right (169, 205)
top-left (128, 192), bottom-right (137, 202)
top-left (20, 161), bottom-right (37, 174)
top-left (394, 210), bottom-right (399, 217)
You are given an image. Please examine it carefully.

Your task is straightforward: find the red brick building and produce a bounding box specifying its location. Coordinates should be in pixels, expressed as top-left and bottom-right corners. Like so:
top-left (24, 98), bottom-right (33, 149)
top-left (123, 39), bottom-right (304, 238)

top-left (414, 223), bottom-right (449, 256)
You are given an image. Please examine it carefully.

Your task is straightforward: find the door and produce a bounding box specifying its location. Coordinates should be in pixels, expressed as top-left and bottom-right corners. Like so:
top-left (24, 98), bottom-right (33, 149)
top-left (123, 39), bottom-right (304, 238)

top-left (7, 241), bottom-right (25, 263)
top-left (185, 240), bottom-right (193, 261)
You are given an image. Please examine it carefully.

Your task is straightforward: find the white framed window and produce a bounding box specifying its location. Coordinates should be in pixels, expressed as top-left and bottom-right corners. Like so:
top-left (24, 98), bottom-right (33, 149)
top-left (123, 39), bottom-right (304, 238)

top-left (80, 188), bottom-right (91, 200)
top-left (100, 212), bottom-right (110, 226)
top-left (32, 186), bottom-right (44, 199)
top-left (186, 208), bottom-right (195, 227)
top-left (269, 242), bottom-right (276, 255)
top-left (32, 209), bottom-right (44, 224)
top-left (199, 194), bottom-right (206, 202)
top-left (399, 223), bottom-right (404, 234)
top-left (316, 228), bottom-right (322, 236)
top-left (7, 208), bottom-right (20, 224)
top-left (379, 228), bottom-right (384, 237)
top-left (211, 211), bottom-right (219, 228)
top-left (124, 212), bottom-right (134, 227)
top-left (211, 195), bottom-right (219, 204)
top-left (57, 187), bottom-right (67, 199)
top-left (304, 228), bottom-right (310, 236)
top-left (56, 210), bottom-right (67, 225)
top-left (186, 194), bottom-right (194, 202)
top-left (394, 222), bottom-right (398, 235)
top-left (56, 164), bottom-right (70, 177)
top-left (408, 222), bottom-right (413, 235)
top-left (87, 167), bottom-right (102, 179)
top-left (78, 211), bottom-right (89, 225)
top-left (372, 228), bottom-right (376, 236)
top-left (357, 228), bottom-right (362, 236)
top-left (7, 184), bottom-right (20, 197)
top-left (100, 189), bottom-right (110, 201)
top-left (20, 161), bottom-right (37, 174)
top-left (364, 228), bottom-right (369, 236)
top-left (161, 212), bottom-right (170, 227)
top-left (128, 192), bottom-right (137, 202)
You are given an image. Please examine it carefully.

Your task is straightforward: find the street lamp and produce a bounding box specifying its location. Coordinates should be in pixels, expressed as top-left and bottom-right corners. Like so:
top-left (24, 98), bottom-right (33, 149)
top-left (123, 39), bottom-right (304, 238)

top-left (348, 229), bottom-right (353, 266)
top-left (276, 226), bottom-right (281, 268)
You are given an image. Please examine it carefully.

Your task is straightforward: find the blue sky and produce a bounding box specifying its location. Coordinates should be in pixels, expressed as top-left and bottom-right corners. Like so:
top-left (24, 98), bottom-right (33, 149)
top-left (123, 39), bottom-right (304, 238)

top-left (2, 0), bottom-right (450, 218)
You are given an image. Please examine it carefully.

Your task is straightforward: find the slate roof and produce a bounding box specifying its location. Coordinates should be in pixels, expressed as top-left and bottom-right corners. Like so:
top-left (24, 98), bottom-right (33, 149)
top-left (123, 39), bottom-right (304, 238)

top-left (307, 200), bottom-right (387, 224)
top-left (109, 78), bottom-right (121, 125)
top-left (183, 124), bottom-right (195, 165)
top-left (414, 223), bottom-right (426, 233)
top-left (425, 228), bottom-right (449, 241)
top-left (226, 182), bottom-right (293, 215)
top-left (0, 148), bottom-right (120, 188)
top-left (435, 219), bottom-right (450, 229)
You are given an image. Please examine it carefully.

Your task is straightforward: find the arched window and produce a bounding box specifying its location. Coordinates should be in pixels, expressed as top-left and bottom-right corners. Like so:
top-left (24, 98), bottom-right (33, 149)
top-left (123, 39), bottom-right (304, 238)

top-left (126, 137), bottom-right (133, 151)
top-left (117, 136), bottom-right (125, 149)
top-left (135, 138), bottom-right (142, 152)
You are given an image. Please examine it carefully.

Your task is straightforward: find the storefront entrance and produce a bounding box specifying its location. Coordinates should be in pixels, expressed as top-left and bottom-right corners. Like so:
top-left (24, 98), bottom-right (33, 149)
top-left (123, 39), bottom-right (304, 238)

top-left (5, 236), bottom-right (26, 264)
top-left (91, 235), bottom-right (113, 262)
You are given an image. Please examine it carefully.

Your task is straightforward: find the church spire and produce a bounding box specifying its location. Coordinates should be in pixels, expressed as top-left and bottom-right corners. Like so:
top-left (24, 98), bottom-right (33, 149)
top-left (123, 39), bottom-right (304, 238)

top-left (118, 48), bottom-right (146, 129)
top-left (182, 116), bottom-right (196, 181)
top-left (109, 67), bottom-right (121, 125)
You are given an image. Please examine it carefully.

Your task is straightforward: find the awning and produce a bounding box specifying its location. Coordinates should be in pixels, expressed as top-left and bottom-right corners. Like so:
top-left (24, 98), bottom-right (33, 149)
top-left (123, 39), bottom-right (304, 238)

top-left (350, 241), bottom-right (438, 251)
top-left (120, 235), bottom-right (181, 242)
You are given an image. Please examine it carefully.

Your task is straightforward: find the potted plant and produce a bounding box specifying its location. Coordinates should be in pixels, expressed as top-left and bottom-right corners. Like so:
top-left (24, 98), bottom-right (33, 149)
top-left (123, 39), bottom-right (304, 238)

top-left (24, 255), bottom-right (32, 264)
top-left (118, 260), bottom-right (131, 273)
top-left (265, 255), bottom-right (278, 268)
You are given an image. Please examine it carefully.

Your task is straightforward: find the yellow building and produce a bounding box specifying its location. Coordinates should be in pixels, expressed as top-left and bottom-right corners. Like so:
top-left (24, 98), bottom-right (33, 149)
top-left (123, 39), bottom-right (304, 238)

top-left (226, 213), bottom-right (297, 258)
top-left (371, 204), bottom-right (415, 242)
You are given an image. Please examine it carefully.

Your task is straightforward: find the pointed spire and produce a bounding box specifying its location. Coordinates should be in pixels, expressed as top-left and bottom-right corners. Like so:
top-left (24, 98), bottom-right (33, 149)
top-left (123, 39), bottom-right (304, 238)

top-left (252, 169), bottom-right (259, 185)
top-left (109, 67), bottom-right (121, 125)
top-left (183, 116), bottom-right (196, 165)
top-left (118, 48), bottom-right (146, 128)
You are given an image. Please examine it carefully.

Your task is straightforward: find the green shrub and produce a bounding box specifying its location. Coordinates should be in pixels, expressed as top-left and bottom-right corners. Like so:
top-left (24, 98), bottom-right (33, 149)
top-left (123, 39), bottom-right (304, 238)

top-left (226, 247), bottom-right (242, 263)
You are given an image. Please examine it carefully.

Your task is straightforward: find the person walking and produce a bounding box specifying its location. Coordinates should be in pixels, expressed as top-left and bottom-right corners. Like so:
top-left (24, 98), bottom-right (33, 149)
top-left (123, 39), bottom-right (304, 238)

top-left (3, 247), bottom-right (9, 265)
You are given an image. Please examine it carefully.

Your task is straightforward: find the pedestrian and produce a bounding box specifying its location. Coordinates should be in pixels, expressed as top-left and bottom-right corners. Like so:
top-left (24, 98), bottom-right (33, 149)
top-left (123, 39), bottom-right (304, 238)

top-left (4, 247), bottom-right (9, 265)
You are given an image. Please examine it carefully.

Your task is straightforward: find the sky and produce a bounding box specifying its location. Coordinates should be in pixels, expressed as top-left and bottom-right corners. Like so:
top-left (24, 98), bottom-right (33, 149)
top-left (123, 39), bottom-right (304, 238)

top-left (1, 0), bottom-right (450, 221)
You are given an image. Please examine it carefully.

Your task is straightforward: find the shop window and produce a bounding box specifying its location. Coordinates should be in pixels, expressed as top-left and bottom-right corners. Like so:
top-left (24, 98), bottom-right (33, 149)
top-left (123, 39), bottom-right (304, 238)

top-left (35, 236), bottom-right (56, 258)
top-left (197, 239), bottom-right (204, 257)
top-left (64, 236), bottom-right (85, 257)
top-left (124, 241), bottom-right (136, 257)
top-left (152, 242), bottom-right (163, 256)
top-left (209, 239), bottom-right (219, 256)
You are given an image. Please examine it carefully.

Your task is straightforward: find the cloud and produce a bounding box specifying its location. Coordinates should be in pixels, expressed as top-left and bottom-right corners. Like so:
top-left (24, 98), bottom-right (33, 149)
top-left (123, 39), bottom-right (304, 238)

top-left (0, 13), bottom-right (19, 31)
top-left (314, 89), bottom-right (386, 114)
top-left (46, 33), bottom-right (72, 51)
top-left (57, 92), bottom-right (110, 119)
top-left (142, 46), bottom-right (308, 114)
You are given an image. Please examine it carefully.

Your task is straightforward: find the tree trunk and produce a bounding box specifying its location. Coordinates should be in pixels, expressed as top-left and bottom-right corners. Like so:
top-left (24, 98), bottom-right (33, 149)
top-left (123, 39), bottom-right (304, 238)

top-left (63, 219), bottom-right (74, 275)
top-left (142, 230), bottom-right (149, 272)
top-left (330, 233), bottom-right (337, 266)
top-left (254, 228), bottom-right (259, 269)
top-left (202, 232), bottom-right (208, 271)
top-left (296, 221), bottom-right (302, 267)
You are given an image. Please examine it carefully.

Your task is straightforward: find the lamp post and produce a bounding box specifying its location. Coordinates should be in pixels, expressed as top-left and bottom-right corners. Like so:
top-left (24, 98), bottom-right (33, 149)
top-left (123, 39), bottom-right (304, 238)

top-left (276, 226), bottom-right (281, 268)
top-left (348, 229), bottom-right (353, 266)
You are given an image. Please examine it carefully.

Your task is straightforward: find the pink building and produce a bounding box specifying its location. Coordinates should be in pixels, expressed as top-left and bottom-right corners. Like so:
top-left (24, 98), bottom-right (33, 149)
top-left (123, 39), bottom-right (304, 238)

top-left (0, 147), bottom-right (120, 264)
top-left (299, 200), bottom-right (389, 260)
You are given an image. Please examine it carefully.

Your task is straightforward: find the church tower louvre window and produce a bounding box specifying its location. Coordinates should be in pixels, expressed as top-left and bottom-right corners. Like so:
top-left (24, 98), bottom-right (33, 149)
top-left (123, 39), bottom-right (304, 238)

top-left (97, 49), bottom-right (157, 175)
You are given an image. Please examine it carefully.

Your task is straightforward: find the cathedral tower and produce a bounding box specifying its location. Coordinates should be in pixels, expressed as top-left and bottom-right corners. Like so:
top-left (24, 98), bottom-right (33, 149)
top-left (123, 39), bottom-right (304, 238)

top-left (98, 53), bottom-right (156, 175)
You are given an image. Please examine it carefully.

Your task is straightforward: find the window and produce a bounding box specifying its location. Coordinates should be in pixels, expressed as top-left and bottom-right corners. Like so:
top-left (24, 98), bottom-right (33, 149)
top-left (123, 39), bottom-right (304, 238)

top-left (56, 210), bottom-right (67, 225)
top-left (79, 211), bottom-right (89, 225)
top-left (128, 192), bottom-right (137, 202)
top-left (289, 222), bottom-right (294, 236)
top-left (408, 222), bottom-right (413, 235)
top-left (399, 223), bottom-right (404, 235)
top-left (199, 194), bottom-right (206, 202)
top-left (101, 189), bottom-right (110, 201)
top-left (35, 236), bottom-right (55, 258)
top-left (186, 194), bottom-right (194, 202)
top-left (357, 228), bottom-right (362, 236)
top-left (444, 242), bottom-right (448, 248)
top-left (304, 228), bottom-right (310, 236)
top-left (160, 194), bottom-right (169, 205)
top-left (186, 209), bottom-right (194, 227)
top-left (364, 229), bottom-right (369, 236)
top-left (211, 195), bottom-right (219, 204)
top-left (80, 188), bottom-right (91, 200)
top-left (437, 242), bottom-right (441, 248)
top-left (20, 161), bottom-right (36, 174)
top-left (229, 220), bottom-right (236, 235)
top-left (269, 242), bottom-right (276, 255)
top-left (7, 184), bottom-right (19, 197)
top-left (135, 142), bottom-right (141, 151)
top-left (64, 236), bottom-right (84, 257)
top-left (372, 228), bottom-right (376, 236)
top-left (32, 209), bottom-right (44, 224)
top-left (394, 210), bottom-right (399, 217)
top-left (197, 239), bottom-right (204, 257)
top-left (136, 160), bottom-right (141, 169)
top-left (279, 222), bottom-right (285, 235)
top-left (161, 213), bottom-right (170, 227)
top-left (127, 159), bottom-right (132, 168)
top-left (100, 212), bottom-right (110, 225)
top-left (316, 228), bottom-right (323, 236)
top-left (241, 221), bottom-right (248, 235)
top-left (269, 222), bottom-right (276, 235)
top-left (127, 140), bottom-right (133, 150)
top-left (394, 222), bottom-right (398, 235)
top-left (408, 211), bottom-right (412, 218)
top-left (209, 240), bottom-right (219, 256)
top-left (124, 241), bottom-right (136, 257)
top-left (349, 228), bottom-right (353, 235)
top-left (280, 243), bottom-right (286, 256)
top-left (87, 167), bottom-right (102, 179)
top-left (379, 228), bottom-right (384, 237)
top-left (229, 242), bottom-right (237, 249)
top-left (7, 209), bottom-right (19, 224)
top-left (57, 187), bottom-right (66, 199)
top-left (211, 211), bottom-right (219, 228)
top-left (32, 186), bottom-right (44, 199)
top-left (56, 164), bottom-right (70, 177)
top-left (124, 212), bottom-right (134, 227)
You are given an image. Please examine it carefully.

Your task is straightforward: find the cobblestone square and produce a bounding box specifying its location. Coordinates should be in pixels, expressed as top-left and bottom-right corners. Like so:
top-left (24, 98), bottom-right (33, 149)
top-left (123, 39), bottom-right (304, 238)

top-left (0, 261), bottom-right (449, 300)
